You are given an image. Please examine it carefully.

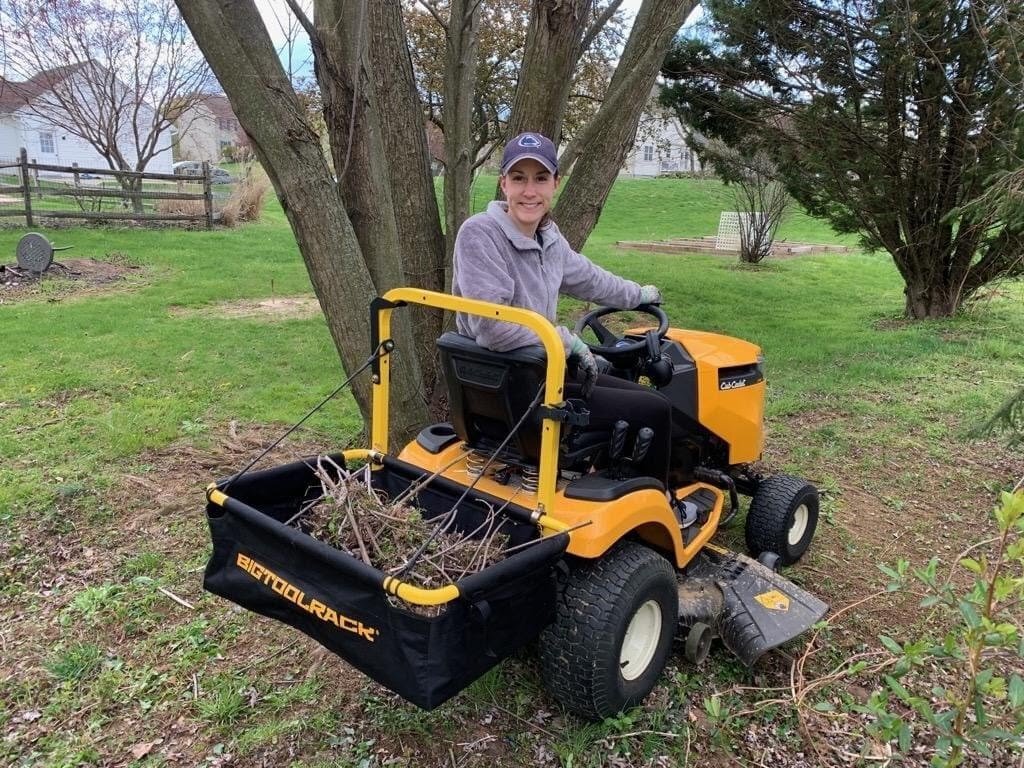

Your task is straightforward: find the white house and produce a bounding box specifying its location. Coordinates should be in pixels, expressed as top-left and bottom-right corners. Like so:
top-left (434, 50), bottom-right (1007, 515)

top-left (173, 93), bottom-right (247, 163)
top-left (0, 63), bottom-right (173, 174)
top-left (620, 93), bottom-right (704, 178)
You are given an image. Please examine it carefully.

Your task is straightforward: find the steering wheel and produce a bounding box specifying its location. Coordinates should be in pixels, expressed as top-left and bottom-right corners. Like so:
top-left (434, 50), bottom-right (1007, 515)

top-left (573, 304), bottom-right (669, 365)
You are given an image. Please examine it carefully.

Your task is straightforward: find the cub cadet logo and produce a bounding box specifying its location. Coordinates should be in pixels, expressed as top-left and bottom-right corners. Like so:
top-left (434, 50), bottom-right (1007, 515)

top-left (235, 553), bottom-right (378, 642)
top-left (720, 378), bottom-right (748, 390)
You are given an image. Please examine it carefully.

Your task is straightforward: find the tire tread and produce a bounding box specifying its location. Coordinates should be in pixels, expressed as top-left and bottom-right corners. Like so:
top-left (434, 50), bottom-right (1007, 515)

top-left (745, 474), bottom-right (818, 565)
top-left (539, 542), bottom-right (676, 720)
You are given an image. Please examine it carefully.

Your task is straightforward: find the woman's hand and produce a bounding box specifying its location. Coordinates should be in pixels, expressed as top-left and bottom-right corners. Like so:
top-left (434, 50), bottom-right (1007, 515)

top-left (569, 334), bottom-right (599, 398)
top-left (638, 285), bottom-right (662, 305)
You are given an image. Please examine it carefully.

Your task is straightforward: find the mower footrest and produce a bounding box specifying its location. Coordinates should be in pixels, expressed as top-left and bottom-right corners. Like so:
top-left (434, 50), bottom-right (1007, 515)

top-left (680, 548), bottom-right (827, 667)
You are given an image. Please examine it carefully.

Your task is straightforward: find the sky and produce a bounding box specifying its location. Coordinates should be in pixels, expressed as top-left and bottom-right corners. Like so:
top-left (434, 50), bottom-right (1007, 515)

top-left (254, 1), bottom-right (651, 47)
top-left (253, 0), bottom-right (701, 81)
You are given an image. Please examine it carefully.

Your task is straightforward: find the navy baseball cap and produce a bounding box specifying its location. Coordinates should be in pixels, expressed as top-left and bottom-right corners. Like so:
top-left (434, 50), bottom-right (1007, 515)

top-left (501, 132), bottom-right (558, 175)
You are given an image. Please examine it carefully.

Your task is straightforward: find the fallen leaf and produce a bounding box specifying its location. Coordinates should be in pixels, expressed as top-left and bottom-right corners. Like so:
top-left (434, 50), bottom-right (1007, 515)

top-left (20, 710), bottom-right (42, 722)
top-left (130, 739), bottom-right (163, 759)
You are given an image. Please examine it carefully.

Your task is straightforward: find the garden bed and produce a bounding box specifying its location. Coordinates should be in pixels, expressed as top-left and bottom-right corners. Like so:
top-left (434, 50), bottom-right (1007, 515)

top-left (616, 235), bottom-right (852, 257)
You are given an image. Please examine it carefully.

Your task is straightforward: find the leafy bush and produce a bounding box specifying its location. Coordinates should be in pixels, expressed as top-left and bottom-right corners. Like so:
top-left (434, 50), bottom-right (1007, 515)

top-left (865, 487), bottom-right (1024, 766)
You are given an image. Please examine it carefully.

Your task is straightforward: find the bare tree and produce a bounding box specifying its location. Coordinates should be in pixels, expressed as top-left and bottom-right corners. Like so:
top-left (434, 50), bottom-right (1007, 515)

top-left (261, 0), bottom-right (314, 86)
top-left (1, 0), bottom-right (213, 210)
top-left (173, 0), bottom-right (696, 443)
top-left (703, 140), bottom-right (790, 264)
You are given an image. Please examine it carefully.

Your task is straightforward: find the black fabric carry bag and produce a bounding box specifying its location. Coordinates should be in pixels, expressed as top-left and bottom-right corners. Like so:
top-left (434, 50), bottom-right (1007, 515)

top-left (203, 455), bottom-right (568, 710)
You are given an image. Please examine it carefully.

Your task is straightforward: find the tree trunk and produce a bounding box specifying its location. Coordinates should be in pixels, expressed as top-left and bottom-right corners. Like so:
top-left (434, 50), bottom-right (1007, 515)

top-left (176, 0), bottom-right (701, 442)
top-left (314, 2), bottom-right (405, 294)
top-left (175, 0), bottom-right (429, 448)
top-left (442, 0), bottom-right (481, 261)
top-left (369, 0), bottom-right (447, 405)
top-left (554, 0), bottom-right (697, 250)
top-left (506, 0), bottom-right (593, 143)
top-left (128, 176), bottom-right (145, 214)
top-left (903, 277), bottom-right (959, 319)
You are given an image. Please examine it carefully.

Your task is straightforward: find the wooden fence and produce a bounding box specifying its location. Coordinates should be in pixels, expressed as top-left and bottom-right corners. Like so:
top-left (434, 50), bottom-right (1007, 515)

top-left (0, 148), bottom-right (225, 229)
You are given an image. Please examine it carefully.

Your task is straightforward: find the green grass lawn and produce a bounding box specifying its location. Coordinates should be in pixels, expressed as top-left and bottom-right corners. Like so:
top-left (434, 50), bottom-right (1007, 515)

top-left (1, 176), bottom-right (1021, 767)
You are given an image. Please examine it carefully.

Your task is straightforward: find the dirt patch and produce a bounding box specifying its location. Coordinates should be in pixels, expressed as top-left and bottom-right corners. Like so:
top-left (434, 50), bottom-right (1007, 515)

top-left (616, 236), bottom-right (852, 259)
top-left (0, 256), bottom-right (141, 304)
top-left (168, 296), bottom-right (321, 320)
top-left (770, 411), bottom-right (1022, 643)
top-left (3, 416), bottom-right (1021, 767)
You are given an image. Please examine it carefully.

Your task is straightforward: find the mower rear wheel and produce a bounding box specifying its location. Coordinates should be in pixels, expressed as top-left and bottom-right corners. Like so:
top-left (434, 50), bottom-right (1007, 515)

top-left (539, 541), bottom-right (678, 720)
top-left (745, 475), bottom-right (819, 566)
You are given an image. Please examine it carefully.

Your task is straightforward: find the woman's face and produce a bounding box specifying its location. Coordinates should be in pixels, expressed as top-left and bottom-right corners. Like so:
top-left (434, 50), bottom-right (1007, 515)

top-left (500, 158), bottom-right (560, 237)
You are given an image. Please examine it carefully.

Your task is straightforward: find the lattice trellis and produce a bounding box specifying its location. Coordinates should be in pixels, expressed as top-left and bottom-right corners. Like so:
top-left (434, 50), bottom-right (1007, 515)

top-left (715, 211), bottom-right (741, 250)
top-left (716, 211), bottom-right (773, 252)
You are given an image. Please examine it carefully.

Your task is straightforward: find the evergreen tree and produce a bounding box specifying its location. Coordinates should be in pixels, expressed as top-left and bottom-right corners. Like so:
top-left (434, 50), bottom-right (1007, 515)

top-left (661, 0), bottom-right (1024, 318)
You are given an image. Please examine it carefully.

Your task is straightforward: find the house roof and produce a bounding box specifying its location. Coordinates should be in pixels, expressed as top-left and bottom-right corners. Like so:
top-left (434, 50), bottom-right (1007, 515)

top-left (0, 62), bottom-right (90, 114)
top-left (197, 93), bottom-right (236, 121)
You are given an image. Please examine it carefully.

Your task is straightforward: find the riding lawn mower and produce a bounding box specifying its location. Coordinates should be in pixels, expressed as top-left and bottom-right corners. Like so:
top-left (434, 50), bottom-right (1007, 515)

top-left (203, 288), bottom-right (827, 721)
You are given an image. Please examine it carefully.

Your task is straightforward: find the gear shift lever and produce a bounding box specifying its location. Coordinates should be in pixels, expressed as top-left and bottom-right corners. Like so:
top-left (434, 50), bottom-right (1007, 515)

top-left (609, 420), bottom-right (628, 477)
top-left (632, 427), bottom-right (653, 467)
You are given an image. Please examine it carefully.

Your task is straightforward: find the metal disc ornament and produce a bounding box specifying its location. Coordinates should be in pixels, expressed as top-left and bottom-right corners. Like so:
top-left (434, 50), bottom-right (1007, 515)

top-left (16, 232), bottom-right (54, 273)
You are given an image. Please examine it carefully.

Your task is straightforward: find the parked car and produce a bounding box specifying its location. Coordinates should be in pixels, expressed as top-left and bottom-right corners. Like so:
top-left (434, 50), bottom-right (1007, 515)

top-left (172, 161), bottom-right (234, 184)
top-left (172, 160), bottom-right (203, 177)
top-left (209, 167), bottom-right (234, 184)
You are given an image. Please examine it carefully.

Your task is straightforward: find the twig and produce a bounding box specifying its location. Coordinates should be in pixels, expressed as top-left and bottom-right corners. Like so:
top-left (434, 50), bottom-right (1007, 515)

top-left (599, 730), bottom-right (680, 742)
top-left (389, 445), bottom-right (474, 508)
top-left (836, 748), bottom-right (893, 764)
top-left (14, 418), bottom-right (61, 433)
top-left (486, 701), bottom-right (559, 739)
top-left (296, 454), bottom-right (515, 609)
top-left (343, 484), bottom-right (371, 565)
top-left (158, 586), bottom-right (195, 610)
top-left (236, 639), bottom-right (301, 673)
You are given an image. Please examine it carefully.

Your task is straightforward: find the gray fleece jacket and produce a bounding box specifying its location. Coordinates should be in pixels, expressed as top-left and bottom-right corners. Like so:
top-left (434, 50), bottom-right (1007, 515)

top-left (452, 201), bottom-right (643, 353)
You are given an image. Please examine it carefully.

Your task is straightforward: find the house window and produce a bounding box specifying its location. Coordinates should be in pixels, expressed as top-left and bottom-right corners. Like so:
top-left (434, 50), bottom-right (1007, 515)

top-left (218, 118), bottom-right (236, 131)
top-left (40, 132), bottom-right (55, 154)
top-left (642, 145), bottom-right (654, 162)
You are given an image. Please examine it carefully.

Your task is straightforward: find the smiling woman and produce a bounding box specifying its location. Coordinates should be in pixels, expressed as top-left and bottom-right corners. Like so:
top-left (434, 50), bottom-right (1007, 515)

top-left (497, 133), bottom-right (560, 237)
top-left (450, 131), bottom-right (670, 480)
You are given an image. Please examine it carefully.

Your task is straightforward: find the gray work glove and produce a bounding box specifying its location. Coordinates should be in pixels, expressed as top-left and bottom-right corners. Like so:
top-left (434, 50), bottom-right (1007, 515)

top-left (568, 334), bottom-right (599, 398)
top-left (638, 284), bottom-right (662, 305)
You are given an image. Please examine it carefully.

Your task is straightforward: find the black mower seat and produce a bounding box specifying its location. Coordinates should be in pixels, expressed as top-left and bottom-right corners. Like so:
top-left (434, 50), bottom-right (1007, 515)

top-left (436, 331), bottom-right (549, 464)
top-left (435, 332), bottom-right (666, 500)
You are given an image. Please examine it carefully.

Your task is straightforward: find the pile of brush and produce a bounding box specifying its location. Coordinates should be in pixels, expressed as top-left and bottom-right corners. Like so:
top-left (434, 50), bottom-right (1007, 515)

top-left (289, 456), bottom-right (508, 615)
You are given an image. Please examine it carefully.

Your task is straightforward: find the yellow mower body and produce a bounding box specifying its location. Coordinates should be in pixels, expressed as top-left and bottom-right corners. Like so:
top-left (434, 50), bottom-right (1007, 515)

top-left (376, 288), bottom-right (760, 571)
top-left (203, 287), bottom-right (826, 719)
top-left (399, 437), bottom-right (725, 569)
top-left (661, 328), bottom-right (766, 465)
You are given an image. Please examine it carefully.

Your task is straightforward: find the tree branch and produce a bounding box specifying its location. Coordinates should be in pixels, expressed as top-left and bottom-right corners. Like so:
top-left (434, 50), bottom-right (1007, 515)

top-left (579, 0), bottom-right (624, 56)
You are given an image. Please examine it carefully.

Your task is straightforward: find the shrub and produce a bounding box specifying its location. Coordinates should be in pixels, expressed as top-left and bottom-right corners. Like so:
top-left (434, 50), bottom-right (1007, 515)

top-left (153, 196), bottom-right (205, 219)
top-left (864, 487), bottom-right (1024, 766)
top-left (219, 169), bottom-right (270, 227)
top-left (153, 169), bottom-right (270, 227)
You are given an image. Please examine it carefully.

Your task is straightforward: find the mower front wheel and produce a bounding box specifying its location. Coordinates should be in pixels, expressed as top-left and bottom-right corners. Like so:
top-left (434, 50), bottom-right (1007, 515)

top-left (745, 474), bottom-right (819, 566)
top-left (539, 541), bottom-right (678, 720)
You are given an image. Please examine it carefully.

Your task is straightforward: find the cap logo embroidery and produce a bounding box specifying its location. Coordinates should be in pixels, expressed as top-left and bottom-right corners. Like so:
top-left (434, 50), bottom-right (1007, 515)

top-left (518, 134), bottom-right (542, 148)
